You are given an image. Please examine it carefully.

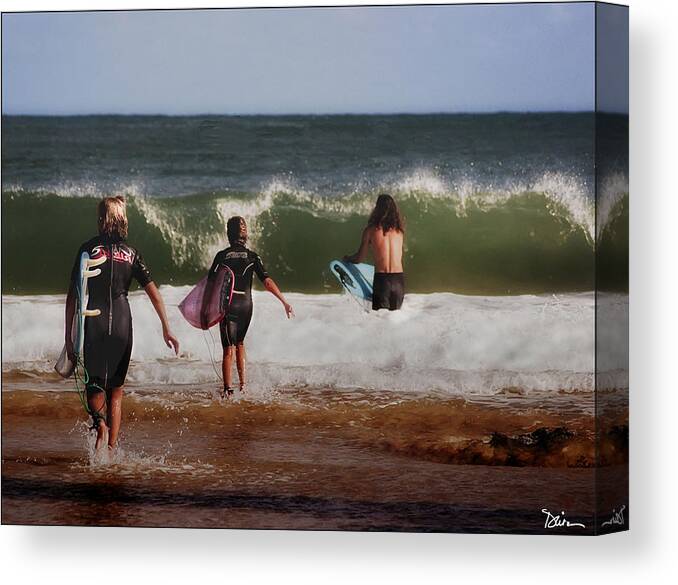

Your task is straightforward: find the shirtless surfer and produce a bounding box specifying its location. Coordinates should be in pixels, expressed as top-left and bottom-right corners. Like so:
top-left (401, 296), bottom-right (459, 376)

top-left (345, 194), bottom-right (405, 310)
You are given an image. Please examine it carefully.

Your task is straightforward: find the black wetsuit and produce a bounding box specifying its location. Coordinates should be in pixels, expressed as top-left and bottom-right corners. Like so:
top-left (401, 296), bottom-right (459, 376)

top-left (208, 243), bottom-right (269, 347)
top-left (70, 235), bottom-right (152, 391)
top-left (372, 273), bottom-right (405, 311)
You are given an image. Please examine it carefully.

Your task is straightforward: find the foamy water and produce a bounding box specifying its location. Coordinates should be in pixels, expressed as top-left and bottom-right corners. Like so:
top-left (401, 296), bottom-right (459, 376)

top-left (1, 288), bottom-right (629, 395)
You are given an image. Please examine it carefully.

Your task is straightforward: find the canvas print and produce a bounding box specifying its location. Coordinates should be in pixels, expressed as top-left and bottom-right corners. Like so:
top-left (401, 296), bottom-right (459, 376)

top-left (1, 2), bottom-right (628, 534)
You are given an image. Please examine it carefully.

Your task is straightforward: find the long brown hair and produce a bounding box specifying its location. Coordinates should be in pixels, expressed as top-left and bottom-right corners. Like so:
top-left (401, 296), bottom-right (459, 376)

top-left (97, 196), bottom-right (128, 239)
top-left (227, 216), bottom-right (248, 245)
top-left (367, 194), bottom-right (404, 234)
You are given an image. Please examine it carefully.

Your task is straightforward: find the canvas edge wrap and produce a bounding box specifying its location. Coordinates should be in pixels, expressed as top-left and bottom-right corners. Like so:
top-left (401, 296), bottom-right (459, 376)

top-left (595, 1), bottom-right (629, 535)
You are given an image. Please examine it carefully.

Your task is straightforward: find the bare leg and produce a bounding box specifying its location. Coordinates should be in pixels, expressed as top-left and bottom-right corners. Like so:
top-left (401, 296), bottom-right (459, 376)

top-left (107, 386), bottom-right (124, 449)
top-left (223, 345), bottom-right (235, 395)
top-left (87, 389), bottom-right (108, 451)
top-left (236, 342), bottom-right (246, 391)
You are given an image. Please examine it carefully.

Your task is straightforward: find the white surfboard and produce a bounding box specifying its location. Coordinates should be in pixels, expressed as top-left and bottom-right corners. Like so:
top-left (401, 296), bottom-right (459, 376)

top-left (54, 252), bottom-right (107, 378)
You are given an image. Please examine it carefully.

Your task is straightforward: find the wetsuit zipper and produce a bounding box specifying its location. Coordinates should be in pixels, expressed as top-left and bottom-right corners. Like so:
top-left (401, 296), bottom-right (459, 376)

top-left (108, 243), bottom-right (114, 336)
top-left (104, 243), bottom-right (114, 388)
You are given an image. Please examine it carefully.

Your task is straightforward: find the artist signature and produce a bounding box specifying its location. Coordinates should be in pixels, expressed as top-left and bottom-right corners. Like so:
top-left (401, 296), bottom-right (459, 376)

top-left (602, 505), bottom-right (626, 527)
top-left (541, 509), bottom-right (586, 529)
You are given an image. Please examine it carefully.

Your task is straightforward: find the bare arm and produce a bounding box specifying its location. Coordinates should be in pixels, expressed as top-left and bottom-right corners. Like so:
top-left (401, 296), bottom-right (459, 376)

top-left (144, 282), bottom-right (180, 354)
top-left (344, 227), bottom-right (371, 264)
top-left (263, 277), bottom-right (294, 319)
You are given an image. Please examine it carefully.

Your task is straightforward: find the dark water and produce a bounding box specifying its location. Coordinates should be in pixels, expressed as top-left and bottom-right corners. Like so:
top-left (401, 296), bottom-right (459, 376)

top-left (1, 114), bottom-right (628, 294)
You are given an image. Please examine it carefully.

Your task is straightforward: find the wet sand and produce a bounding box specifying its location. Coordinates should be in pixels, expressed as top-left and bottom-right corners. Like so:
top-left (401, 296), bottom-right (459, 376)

top-left (2, 384), bottom-right (627, 534)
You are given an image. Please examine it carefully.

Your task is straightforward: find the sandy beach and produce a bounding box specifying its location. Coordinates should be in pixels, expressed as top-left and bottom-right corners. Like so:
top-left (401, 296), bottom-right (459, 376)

top-left (2, 383), bottom-right (627, 533)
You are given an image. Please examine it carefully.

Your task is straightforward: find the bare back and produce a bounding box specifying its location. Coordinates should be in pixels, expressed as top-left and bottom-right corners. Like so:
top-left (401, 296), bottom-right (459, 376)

top-left (368, 227), bottom-right (404, 273)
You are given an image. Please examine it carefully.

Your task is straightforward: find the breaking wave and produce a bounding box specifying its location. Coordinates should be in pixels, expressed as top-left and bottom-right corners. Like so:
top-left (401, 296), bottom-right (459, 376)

top-left (1, 170), bottom-right (627, 294)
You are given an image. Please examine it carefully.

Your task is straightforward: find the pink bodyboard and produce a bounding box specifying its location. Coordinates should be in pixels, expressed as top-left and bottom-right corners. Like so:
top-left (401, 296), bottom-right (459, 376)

top-left (179, 266), bottom-right (234, 329)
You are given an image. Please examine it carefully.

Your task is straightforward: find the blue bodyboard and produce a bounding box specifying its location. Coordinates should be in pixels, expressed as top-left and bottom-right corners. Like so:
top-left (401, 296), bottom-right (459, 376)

top-left (329, 260), bottom-right (375, 302)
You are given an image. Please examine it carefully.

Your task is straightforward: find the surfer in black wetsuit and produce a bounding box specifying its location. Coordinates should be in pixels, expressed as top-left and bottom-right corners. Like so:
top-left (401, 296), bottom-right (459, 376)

top-left (201, 216), bottom-right (293, 398)
top-left (64, 196), bottom-right (179, 453)
top-left (345, 193), bottom-right (405, 310)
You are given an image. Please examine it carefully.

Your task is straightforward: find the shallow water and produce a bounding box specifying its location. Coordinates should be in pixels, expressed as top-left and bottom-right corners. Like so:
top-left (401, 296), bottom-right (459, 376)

top-left (2, 285), bottom-right (628, 532)
top-left (1, 384), bottom-right (627, 533)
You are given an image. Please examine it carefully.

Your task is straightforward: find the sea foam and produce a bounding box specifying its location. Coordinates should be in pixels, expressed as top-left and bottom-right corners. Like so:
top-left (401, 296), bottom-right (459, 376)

top-left (1, 288), bottom-right (628, 395)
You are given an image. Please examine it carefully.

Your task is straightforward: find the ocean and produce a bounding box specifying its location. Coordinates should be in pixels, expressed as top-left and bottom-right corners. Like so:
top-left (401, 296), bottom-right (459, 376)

top-left (1, 114), bottom-right (628, 295)
top-left (1, 114), bottom-right (628, 532)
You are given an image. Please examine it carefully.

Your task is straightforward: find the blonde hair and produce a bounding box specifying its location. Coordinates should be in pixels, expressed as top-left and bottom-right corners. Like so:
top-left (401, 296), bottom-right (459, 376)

top-left (97, 196), bottom-right (128, 239)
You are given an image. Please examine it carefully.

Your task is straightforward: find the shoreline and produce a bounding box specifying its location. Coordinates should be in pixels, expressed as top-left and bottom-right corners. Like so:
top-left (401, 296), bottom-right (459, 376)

top-left (1, 384), bottom-right (627, 533)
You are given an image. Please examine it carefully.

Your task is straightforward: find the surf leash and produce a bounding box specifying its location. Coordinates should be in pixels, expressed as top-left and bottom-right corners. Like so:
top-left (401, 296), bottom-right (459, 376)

top-left (72, 355), bottom-right (107, 429)
top-left (202, 327), bottom-right (224, 383)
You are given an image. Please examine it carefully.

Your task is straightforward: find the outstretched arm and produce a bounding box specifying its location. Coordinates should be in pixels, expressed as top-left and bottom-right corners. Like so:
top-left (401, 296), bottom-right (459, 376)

top-left (263, 277), bottom-right (294, 319)
top-left (344, 227), bottom-right (371, 264)
top-left (144, 282), bottom-right (180, 354)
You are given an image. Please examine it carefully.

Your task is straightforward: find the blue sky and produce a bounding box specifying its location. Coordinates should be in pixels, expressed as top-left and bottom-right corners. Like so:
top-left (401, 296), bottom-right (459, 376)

top-left (2, 3), bottom-right (599, 115)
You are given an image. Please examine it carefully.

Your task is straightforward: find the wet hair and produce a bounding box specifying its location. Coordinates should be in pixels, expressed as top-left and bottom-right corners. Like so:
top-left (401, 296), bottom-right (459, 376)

top-left (97, 196), bottom-right (128, 239)
top-left (367, 194), bottom-right (404, 234)
top-left (227, 216), bottom-right (248, 245)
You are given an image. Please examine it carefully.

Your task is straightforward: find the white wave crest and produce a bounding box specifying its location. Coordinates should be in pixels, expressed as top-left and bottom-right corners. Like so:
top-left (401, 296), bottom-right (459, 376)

top-left (597, 172), bottom-right (629, 239)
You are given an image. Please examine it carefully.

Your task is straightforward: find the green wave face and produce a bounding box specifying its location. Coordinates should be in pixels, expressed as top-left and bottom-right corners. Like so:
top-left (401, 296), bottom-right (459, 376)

top-left (1, 189), bottom-right (627, 295)
top-left (2, 113), bottom-right (628, 295)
